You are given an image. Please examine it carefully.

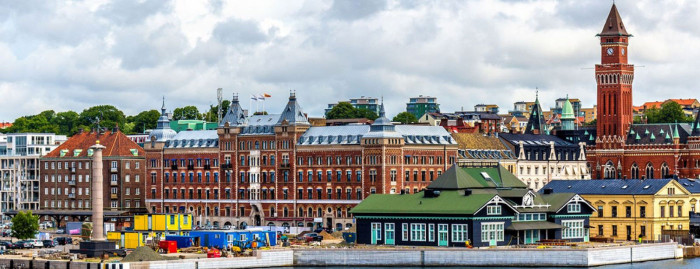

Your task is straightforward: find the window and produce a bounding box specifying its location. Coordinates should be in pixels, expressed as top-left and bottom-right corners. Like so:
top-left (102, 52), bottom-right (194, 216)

top-left (402, 223), bottom-right (409, 241)
top-left (611, 206), bottom-right (617, 218)
top-left (480, 222), bottom-right (504, 242)
top-left (428, 224), bottom-right (435, 242)
top-left (612, 225), bottom-right (618, 236)
top-left (678, 205), bottom-right (682, 217)
top-left (670, 206), bottom-right (674, 217)
top-left (486, 205), bottom-right (502, 215)
top-left (598, 206), bottom-right (604, 217)
top-left (640, 225), bottom-right (646, 237)
top-left (626, 206), bottom-right (632, 218)
top-left (452, 224), bottom-right (468, 242)
top-left (562, 220), bottom-right (584, 239)
top-left (567, 203), bottom-right (581, 213)
top-left (410, 223), bottom-right (426, 241)
top-left (639, 206), bottom-right (646, 218)
top-left (598, 225), bottom-right (603, 236)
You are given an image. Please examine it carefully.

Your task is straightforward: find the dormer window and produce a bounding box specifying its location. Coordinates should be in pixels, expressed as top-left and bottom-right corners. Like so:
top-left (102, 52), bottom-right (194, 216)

top-left (567, 203), bottom-right (581, 213)
top-left (486, 205), bottom-right (502, 215)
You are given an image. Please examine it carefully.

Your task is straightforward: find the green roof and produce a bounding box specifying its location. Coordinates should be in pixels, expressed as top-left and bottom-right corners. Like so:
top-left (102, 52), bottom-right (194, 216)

top-left (427, 165), bottom-right (527, 190)
top-left (350, 191), bottom-right (495, 215)
top-left (561, 97), bottom-right (575, 119)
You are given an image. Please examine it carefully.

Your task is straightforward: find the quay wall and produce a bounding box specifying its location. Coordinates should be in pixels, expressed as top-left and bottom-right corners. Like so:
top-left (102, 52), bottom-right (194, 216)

top-left (0, 243), bottom-right (679, 268)
top-left (294, 243), bottom-right (680, 267)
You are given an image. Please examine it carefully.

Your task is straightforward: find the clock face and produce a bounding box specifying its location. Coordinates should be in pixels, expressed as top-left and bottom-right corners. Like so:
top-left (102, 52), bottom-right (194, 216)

top-left (621, 48), bottom-right (625, 55)
top-left (607, 48), bottom-right (614, 55)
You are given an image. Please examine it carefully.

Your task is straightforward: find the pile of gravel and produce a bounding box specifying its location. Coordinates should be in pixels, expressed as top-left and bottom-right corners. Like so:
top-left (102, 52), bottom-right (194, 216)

top-left (121, 246), bottom-right (172, 262)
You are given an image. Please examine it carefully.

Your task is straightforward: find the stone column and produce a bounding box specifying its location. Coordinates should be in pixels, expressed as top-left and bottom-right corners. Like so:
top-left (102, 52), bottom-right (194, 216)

top-left (90, 144), bottom-right (106, 241)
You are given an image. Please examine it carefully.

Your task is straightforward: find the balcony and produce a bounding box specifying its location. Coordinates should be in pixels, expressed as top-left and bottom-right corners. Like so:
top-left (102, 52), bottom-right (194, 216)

top-left (110, 193), bottom-right (118, 199)
top-left (187, 165), bottom-right (194, 170)
top-left (280, 163), bottom-right (290, 169)
top-left (110, 167), bottom-right (118, 173)
top-left (110, 180), bottom-right (118, 186)
top-left (68, 180), bottom-right (76, 186)
top-left (171, 165), bottom-right (178, 170)
top-left (204, 165), bottom-right (211, 170)
top-left (68, 193), bottom-right (76, 199)
top-left (70, 167), bottom-right (76, 174)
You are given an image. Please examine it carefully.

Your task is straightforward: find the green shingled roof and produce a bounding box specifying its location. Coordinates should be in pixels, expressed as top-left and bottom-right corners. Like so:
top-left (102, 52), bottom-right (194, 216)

top-left (427, 165), bottom-right (527, 190)
top-left (350, 191), bottom-right (495, 215)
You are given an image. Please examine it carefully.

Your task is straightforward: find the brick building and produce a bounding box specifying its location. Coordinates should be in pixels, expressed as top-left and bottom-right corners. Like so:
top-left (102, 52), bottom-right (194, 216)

top-left (39, 128), bottom-right (146, 226)
top-left (145, 93), bottom-right (457, 230)
top-left (586, 4), bottom-right (700, 179)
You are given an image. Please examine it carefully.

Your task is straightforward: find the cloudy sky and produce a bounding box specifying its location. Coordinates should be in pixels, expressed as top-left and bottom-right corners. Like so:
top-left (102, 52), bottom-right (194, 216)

top-left (1, 0), bottom-right (699, 121)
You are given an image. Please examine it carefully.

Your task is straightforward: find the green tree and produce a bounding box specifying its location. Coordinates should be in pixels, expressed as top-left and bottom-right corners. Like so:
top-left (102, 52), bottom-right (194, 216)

top-left (79, 105), bottom-right (127, 130)
top-left (392, 112), bottom-right (418, 124)
top-left (355, 108), bottom-right (379, 120)
top-left (128, 110), bottom-right (160, 134)
top-left (326, 102), bottom-right (357, 119)
top-left (173, 106), bottom-right (201, 120)
top-left (51, 111), bottom-right (80, 135)
top-left (645, 102), bottom-right (693, 123)
top-left (204, 100), bottom-right (231, 122)
top-left (11, 211), bottom-right (39, 240)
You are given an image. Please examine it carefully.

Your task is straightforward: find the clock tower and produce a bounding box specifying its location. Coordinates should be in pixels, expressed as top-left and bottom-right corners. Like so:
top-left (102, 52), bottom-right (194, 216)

top-left (596, 3), bottom-right (634, 148)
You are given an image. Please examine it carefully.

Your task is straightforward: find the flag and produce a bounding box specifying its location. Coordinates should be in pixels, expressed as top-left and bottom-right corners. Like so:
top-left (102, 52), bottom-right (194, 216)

top-left (251, 94), bottom-right (258, 101)
top-left (258, 94), bottom-right (266, 100)
top-left (263, 93), bottom-right (272, 98)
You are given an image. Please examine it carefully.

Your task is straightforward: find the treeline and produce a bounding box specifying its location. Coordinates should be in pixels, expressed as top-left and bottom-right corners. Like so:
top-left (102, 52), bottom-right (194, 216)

top-left (3, 101), bottom-right (231, 136)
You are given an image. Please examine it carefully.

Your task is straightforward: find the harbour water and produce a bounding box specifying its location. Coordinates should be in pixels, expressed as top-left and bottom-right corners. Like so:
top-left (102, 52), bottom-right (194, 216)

top-left (273, 257), bottom-right (700, 269)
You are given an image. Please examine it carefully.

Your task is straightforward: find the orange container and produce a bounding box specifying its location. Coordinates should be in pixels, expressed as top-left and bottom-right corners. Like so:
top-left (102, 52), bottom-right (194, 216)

top-left (207, 248), bottom-right (221, 258)
top-left (158, 240), bottom-right (177, 254)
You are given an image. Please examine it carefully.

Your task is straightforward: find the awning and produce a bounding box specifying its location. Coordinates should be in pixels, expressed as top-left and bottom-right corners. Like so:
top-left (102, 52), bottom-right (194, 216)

top-left (506, 221), bottom-right (564, 231)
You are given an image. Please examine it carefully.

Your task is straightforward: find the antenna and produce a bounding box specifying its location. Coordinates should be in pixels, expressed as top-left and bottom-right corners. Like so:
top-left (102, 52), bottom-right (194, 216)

top-left (217, 88), bottom-right (223, 124)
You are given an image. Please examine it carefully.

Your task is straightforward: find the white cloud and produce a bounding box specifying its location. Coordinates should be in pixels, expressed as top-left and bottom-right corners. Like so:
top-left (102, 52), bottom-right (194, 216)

top-left (0, 0), bottom-right (698, 121)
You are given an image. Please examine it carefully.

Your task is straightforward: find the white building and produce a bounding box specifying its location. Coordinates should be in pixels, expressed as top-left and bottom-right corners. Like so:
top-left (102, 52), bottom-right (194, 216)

top-left (0, 133), bottom-right (67, 221)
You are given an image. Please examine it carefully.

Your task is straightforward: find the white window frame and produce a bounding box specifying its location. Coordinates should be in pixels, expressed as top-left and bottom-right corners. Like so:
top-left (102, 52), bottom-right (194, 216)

top-left (562, 220), bottom-right (584, 239)
top-left (410, 223), bottom-right (426, 241)
top-left (480, 222), bottom-right (504, 243)
top-left (402, 223), bottom-right (409, 241)
top-left (487, 205), bottom-right (502, 215)
top-left (567, 203), bottom-right (581, 213)
top-left (451, 224), bottom-right (468, 242)
top-left (428, 224), bottom-right (435, 242)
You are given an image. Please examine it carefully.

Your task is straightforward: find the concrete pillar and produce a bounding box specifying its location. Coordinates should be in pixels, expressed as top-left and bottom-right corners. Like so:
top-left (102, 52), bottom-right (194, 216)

top-left (90, 144), bottom-right (106, 241)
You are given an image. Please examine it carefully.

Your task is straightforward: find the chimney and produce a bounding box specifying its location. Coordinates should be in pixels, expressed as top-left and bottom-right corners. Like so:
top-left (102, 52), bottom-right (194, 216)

top-left (543, 188), bottom-right (553, 195)
top-left (463, 189), bottom-right (472, 196)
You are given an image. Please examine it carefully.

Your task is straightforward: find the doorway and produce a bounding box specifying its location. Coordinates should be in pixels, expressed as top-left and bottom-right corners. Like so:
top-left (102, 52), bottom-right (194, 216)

top-left (385, 223), bottom-right (395, 245)
top-left (438, 224), bottom-right (448, 246)
top-left (371, 223), bottom-right (381, 244)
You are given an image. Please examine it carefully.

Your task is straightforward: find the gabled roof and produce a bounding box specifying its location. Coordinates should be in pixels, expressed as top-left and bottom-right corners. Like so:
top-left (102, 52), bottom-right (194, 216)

top-left (667, 99), bottom-right (699, 107)
top-left (277, 93), bottom-right (309, 125)
top-left (428, 165), bottom-right (527, 190)
top-left (525, 95), bottom-right (547, 134)
top-left (44, 130), bottom-right (144, 158)
top-left (599, 3), bottom-right (631, 37)
top-left (219, 95), bottom-right (247, 127)
top-left (452, 133), bottom-right (506, 150)
top-left (692, 109), bottom-right (700, 136)
top-left (350, 190), bottom-right (496, 215)
top-left (677, 179), bottom-right (700, 194)
top-left (543, 179), bottom-right (676, 195)
top-left (626, 123), bottom-right (691, 145)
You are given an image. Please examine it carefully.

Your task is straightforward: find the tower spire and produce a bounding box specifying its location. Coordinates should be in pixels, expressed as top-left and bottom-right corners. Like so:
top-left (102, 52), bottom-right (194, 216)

top-left (599, 3), bottom-right (631, 37)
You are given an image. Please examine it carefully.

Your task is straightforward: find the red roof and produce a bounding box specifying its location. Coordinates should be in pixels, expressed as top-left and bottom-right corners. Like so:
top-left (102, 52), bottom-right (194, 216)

top-left (641, 101), bottom-right (663, 109)
top-left (667, 99), bottom-right (699, 106)
top-left (0, 122), bottom-right (11, 129)
top-left (44, 130), bottom-right (144, 158)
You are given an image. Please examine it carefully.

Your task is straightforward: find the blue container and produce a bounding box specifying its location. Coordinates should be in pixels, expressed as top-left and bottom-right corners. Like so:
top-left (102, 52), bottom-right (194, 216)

top-left (343, 232), bottom-right (356, 244)
top-left (165, 235), bottom-right (193, 248)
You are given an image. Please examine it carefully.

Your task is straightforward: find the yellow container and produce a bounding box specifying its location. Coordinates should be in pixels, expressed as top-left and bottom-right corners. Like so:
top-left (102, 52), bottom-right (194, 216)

top-left (124, 232), bottom-right (142, 249)
top-left (134, 215), bottom-right (148, 231)
top-left (153, 215), bottom-right (166, 231)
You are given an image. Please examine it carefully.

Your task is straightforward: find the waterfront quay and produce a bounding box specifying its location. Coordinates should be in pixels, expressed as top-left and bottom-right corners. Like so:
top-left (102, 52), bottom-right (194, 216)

top-left (0, 242), bottom-right (685, 268)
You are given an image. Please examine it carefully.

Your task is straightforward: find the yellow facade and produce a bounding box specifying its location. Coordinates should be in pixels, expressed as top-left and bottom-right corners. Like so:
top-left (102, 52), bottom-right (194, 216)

top-left (132, 214), bottom-right (193, 231)
top-left (585, 180), bottom-right (693, 241)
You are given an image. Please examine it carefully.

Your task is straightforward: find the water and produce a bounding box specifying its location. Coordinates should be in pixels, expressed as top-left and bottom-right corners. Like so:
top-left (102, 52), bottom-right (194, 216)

top-left (273, 257), bottom-right (700, 268)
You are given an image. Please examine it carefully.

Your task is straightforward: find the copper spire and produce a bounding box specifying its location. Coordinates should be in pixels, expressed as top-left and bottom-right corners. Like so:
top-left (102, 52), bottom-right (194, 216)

top-left (599, 3), bottom-right (630, 36)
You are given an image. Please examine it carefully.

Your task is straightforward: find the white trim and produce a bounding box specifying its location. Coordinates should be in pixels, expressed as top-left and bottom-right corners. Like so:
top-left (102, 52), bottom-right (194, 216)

top-left (147, 199), bottom-right (362, 204)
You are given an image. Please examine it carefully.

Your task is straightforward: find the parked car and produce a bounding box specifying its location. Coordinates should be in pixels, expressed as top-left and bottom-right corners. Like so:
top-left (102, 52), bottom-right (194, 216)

top-left (2, 230), bottom-right (11, 237)
top-left (55, 237), bottom-right (73, 245)
top-left (42, 239), bottom-right (57, 248)
top-left (303, 233), bottom-right (323, 242)
top-left (29, 239), bottom-right (44, 248)
top-left (0, 241), bottom-right (16, 249)
top-left (14, 241), bottom-right (33, 249)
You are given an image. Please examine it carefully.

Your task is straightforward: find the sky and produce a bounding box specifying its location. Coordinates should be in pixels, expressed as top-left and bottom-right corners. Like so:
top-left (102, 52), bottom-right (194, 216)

top-left (1, 0), bottom-right (699, 121)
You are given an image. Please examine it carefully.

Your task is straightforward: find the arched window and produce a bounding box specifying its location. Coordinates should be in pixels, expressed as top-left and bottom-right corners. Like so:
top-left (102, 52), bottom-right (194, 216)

top-left (630, 163), bottom-right (639, 179)
top-left (645, 163), bottom-right (654, 179)
top-left (298, 207), bottom-right (304, 217)
top-left (660, 163), bottom-right (670, 178)
top-left (283, 207), bottom-right (289, 217)
top-left (604, 161), bottom-right (616, 179)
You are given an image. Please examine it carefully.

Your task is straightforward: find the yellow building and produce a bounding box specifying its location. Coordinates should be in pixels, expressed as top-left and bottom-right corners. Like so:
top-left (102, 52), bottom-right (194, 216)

top-left (544, 179), bottom-right (697, 242)
top-left (133, 214), bottom-right (193, 231)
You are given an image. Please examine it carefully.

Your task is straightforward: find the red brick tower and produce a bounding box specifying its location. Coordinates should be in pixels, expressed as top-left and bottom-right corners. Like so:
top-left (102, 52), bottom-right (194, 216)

top-left (595, 3), bottom-right (634, 149)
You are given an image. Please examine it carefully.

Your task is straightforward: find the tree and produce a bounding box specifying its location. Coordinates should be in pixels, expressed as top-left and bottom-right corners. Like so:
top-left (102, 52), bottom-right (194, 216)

top-left (204, 100), bottom-right (231, 122)
top-left (11, 211), bottom-right (39, 240)
top-left (79, 105), bottom-right (127, 130)
top-left (645, 102), bottom-right (693, 123)
top-left (326, 102), bottom-right (356, 119)
top-left (128, 110), bottom-right (160, 134)
top-left (355, 108), bottom-right (379, 120)
top-left (392, 112), bottom-right (418, 124)
top-left (51, 111), bottom-right (80, 135)
top-left (173, 106), bottom-right (201, 120)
